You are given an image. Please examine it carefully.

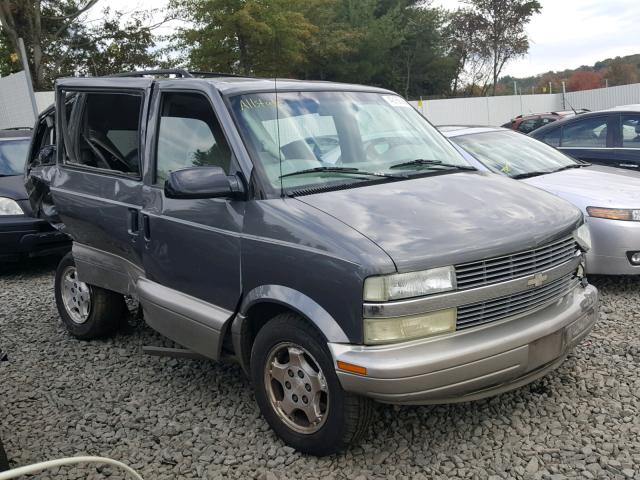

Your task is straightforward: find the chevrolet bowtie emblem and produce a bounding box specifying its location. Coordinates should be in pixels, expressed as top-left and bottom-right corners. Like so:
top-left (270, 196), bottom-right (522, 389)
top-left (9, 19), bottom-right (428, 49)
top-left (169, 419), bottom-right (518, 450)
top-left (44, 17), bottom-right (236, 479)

top-left (527, 273), bottom-right (548, 288)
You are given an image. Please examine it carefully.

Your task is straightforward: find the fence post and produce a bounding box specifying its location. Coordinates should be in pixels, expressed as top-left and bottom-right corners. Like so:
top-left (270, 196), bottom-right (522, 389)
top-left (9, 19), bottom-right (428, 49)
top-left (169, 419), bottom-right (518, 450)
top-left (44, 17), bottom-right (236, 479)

top-left (17, 38), bottom-right (39, 121)
top-left (562, 81), bottom-right (566, 110)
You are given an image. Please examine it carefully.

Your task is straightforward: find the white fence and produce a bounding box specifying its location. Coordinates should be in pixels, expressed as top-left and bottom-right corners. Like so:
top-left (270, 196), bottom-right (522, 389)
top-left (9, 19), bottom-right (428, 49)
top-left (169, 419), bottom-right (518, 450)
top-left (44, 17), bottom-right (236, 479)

top-left (412, 82), bottom-right (640, 126)
top-left (0, 71), bottom-right (54, 129)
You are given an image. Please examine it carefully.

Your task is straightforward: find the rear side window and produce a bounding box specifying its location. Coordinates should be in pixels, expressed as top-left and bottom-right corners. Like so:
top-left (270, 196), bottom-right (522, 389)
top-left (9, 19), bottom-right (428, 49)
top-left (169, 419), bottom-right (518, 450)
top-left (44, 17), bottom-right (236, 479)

top-left (155, 92), bottom-right (232, 184)
top-left (517, 118), bottom-right (538, 133)
top-left (535, 127), bottom-right (561, 147)
top-left (61, 91), bottom-right (142, 176)
top-left (561, 116), bottom-right (608, 148)
top-left (621, 114), bottom-right (640, 148)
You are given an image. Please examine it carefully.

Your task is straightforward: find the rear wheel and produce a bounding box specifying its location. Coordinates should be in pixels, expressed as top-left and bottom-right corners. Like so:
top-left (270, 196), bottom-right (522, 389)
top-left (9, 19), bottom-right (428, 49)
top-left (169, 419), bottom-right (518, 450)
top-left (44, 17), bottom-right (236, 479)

top-left (251, 313), bottom-right (374, 456)
top-left (54, 253), bottom-right (126, 339)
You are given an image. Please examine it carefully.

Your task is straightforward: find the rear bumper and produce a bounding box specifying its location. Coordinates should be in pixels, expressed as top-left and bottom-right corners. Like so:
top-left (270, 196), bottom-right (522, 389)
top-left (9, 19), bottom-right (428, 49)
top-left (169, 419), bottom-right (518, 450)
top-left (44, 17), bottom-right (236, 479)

top-left (586, 217), bottom-right (640, 275)
top-left (329, 284), bottom-right (598, 405)
top-left (0, 215), bottom-right (70, 260)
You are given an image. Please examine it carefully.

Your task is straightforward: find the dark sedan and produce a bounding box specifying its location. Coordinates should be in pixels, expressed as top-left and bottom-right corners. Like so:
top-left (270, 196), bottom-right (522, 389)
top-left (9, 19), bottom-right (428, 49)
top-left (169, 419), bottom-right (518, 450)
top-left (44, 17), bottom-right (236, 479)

top-left (530, 105), bottom-right (640, 171)
top-left (0, 128), bottom-right (70, 261)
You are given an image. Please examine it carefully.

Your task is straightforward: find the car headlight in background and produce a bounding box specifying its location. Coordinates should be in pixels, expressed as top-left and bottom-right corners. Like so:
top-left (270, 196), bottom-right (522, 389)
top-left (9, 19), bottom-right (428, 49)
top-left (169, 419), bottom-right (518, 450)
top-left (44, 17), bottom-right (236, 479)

top-left (587, 206), bottom-right (640, 222)
top-left (363, 266), bottom-right (456, 302)
top-left (573, 223), bottom-right (592, 252)
top-left (0, 197), bottom-right (24, 215)
top-left (364, 308), bottom-right (457, 344)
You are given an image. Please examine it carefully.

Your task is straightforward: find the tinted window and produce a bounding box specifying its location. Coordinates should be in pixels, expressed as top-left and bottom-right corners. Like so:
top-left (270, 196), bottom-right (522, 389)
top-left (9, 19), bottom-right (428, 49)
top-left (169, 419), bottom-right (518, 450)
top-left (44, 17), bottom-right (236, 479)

top-left (621, 114), bottom-right (640, 148)
top-left (517, 118), bottom-right (538, 133)
top-left (561, 116), bottom-right (608, 147)
top-left (536, 127), bottom-right (561, 147)
top-left (452, 131), bottom-right (577, 178)
top-left (0, 138), bottom-right (30, 175)
top-left (63, 92), bottom-right (142, 175)
top-left (156, 92), bottom-right (232, 184)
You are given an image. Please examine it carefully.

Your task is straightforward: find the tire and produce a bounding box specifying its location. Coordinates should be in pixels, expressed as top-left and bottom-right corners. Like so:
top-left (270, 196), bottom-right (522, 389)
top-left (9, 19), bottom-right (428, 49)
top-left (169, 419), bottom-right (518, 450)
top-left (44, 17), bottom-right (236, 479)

top-left (251, 313), bottom-right (374, 456)
top-left (54, 253), bottom-right (126, 339)
top-left (0, 437), bottom-right (8, 472)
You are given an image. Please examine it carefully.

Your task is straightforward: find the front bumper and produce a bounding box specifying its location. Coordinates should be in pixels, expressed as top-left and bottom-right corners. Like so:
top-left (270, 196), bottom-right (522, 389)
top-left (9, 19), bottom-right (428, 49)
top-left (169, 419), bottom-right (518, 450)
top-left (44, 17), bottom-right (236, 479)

top-left (0, 215), bottom-right (70, 260)
top-left (586, 217), bottom-right (640, 275)
top-left (329, 283), bottom-right (598, 405)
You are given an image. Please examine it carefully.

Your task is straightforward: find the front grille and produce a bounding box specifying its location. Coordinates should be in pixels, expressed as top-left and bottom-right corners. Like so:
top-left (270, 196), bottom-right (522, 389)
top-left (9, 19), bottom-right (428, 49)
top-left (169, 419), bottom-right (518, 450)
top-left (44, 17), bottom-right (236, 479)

top-left (455, 235), bottom-right (577, 290)
top-left (456, 273), bottom-right (579, 330)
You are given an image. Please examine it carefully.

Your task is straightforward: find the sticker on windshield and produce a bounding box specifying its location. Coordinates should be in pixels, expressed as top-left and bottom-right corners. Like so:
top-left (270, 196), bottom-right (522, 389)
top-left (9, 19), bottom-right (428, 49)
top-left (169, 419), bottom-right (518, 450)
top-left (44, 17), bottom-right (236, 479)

top-left (382, 95), bottom-right (411, 108)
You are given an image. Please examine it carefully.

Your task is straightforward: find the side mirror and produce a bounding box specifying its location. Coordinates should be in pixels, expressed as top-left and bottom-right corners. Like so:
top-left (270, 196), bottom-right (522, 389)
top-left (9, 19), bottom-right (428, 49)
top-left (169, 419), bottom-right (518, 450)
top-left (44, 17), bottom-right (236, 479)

top-left (36, 145), bottom-right (56, 166)
top-left (164, 166), bottom-right (243, 200)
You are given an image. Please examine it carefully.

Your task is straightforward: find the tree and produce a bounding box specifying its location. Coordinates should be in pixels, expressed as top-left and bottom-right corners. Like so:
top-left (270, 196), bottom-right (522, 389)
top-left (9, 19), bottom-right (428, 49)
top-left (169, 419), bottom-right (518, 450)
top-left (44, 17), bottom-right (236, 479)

top-left (462, 0), bottom-right (541, 95)
top-left (0, 0), bottom-right (99, 89)
top-left (0, 1), bottom-right (162, 89)
top-left (445, 7), bottom-right (490, 95)
top-left (566, 70), bottom-right (602, 92)
top-left (170, 0), bottom-right (316, 77)
top-left (606, 61), bottom-right (638, 87)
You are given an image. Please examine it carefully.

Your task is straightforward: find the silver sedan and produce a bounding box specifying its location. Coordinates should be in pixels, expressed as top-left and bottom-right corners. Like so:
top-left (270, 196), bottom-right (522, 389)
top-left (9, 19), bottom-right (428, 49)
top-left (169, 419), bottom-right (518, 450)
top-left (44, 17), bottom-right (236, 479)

top-left (440, 126), bottom-right (640, 275)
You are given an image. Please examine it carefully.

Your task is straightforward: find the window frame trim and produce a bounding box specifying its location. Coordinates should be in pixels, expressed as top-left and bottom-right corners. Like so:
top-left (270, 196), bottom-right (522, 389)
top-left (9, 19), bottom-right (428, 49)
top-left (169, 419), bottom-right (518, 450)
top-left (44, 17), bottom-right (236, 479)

top-left (56, 87), bottom-right (147, 181)
top-left (151, 88), bottom-right (237, 187)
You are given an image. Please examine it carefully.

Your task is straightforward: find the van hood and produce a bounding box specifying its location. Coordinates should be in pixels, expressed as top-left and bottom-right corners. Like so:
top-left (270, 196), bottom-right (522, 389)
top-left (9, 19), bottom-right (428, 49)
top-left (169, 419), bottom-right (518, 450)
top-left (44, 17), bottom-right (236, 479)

top-left (296, 172), bottom-right (582, 272)
top-left (522, 164), bottom-right (640, 211)
top-left (0, 174), bottom-right (27, 201)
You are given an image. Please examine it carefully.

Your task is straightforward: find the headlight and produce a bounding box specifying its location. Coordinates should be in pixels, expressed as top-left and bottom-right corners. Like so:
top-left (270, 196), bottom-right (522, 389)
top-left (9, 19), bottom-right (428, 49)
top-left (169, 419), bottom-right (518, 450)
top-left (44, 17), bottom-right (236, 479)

top-left (363, 266), bottom-right (455, 301)
top-left (364, 308), bottom-right (456, 344)
top-left (0, 197), bottom-right (24, 215)
top-left (587, 206), bottom-right (640, 222)
top-left (573, 223), bottom-right (592, 252)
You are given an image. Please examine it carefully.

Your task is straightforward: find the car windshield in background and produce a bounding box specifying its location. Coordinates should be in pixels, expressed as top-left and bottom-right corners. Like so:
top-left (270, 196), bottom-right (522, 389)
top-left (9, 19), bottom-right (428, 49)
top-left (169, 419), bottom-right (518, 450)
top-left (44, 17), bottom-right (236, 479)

top-left (452, 130), bottom-right (580, 178)
top-left (0, 139), bottom-right (30, 176)
top-left (228, 91), bottom-right (469, 193)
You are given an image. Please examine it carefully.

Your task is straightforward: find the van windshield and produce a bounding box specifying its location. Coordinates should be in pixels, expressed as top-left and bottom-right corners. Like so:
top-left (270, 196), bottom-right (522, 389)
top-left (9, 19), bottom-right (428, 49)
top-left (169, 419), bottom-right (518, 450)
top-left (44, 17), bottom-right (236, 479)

top-left (0, 139), bottom-right (30, 176)
top-left (228, 91), bottom-right (470, 193)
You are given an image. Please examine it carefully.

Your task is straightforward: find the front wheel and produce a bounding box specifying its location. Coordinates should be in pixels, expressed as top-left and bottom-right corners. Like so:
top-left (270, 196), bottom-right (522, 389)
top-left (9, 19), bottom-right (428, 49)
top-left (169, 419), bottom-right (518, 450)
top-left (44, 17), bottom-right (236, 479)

top-left (251, 313), bottom-right (374, 456)
top-left (54, 253), bottom-right (126, 339)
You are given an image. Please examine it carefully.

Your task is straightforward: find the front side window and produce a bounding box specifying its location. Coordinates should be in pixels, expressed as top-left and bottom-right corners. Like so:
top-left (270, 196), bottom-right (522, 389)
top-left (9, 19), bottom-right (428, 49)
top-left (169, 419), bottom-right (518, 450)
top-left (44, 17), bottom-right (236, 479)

top-left (452, 130), bottom-right (579, 178)
top-left (534, 126), bottom-right (561, 147)
top-left (561, 116), bottom-right (608, 148)
top-left (156, 92), bottom-right (232, 184)
top-left (0, 138), bottom-right (30, 175)
top-left (621, 114), bottom-right (640, 148)
top-left (228, 91), bottom-right (469, 194)
top-left (62, 91), bottom-right (142, 176)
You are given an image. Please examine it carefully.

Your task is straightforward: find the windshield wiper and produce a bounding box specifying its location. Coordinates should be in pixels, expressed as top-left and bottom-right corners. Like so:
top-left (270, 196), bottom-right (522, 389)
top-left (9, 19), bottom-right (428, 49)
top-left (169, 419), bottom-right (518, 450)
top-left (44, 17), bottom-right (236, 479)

top-left (389, 159), bottom-right (476, 171)
top-left (279, 166), bottom-right (405, 179)
top-left (552, 163), bottom-right (591, 173)
top-left (511, 171), bottom-right (551, 179)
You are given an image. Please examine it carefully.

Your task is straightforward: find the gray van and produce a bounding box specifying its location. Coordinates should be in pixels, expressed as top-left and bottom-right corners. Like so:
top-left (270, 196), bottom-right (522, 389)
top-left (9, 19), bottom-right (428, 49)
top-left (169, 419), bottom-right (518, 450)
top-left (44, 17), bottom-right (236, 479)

top-left (27, 70), bottom-right (598, 456)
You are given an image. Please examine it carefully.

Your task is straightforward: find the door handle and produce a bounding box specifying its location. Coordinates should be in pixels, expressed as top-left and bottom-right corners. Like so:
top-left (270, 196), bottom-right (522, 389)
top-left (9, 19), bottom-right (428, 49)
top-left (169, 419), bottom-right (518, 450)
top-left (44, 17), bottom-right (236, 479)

top-left (142, 214), bottom-right (151, 242)
top-left (128, 208), bottom-right (139, 241)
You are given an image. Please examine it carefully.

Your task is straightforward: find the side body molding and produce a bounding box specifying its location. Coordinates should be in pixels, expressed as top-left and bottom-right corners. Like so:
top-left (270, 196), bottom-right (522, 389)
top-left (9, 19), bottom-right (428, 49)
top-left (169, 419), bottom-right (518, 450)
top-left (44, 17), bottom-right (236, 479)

top-left (236, 285), bottom-right (351, 343)
top-left (137, 278), bottom-right (233, 360)
top-left (73, 243), bottom-right (143, 296)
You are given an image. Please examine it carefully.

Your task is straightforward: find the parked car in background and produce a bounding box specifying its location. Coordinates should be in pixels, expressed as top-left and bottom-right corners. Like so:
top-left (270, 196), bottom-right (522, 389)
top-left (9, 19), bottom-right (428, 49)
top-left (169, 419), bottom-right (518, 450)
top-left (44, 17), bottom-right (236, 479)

top-left (441, 125), bottom-right (640, 275)
top-left (27, 71), bottom-right (598, 455)
top-left (501, 110), bottom-right (588, 134)
top-left (0, 128), bottom-right (70, 261)
top-left (530, 106), bottom-right (640, 171)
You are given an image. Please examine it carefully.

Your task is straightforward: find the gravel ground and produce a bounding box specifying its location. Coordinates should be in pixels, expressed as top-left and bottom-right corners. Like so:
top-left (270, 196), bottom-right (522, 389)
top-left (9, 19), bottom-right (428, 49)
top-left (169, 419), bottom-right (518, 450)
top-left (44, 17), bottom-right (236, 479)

top-left (0, 258), bottom-right (639, 480)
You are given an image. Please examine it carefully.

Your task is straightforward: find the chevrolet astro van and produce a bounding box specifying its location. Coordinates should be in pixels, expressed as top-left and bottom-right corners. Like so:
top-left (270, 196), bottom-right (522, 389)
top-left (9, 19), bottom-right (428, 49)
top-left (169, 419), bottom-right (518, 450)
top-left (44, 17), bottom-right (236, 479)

top-left (26, 70), bottom-right (598, 455)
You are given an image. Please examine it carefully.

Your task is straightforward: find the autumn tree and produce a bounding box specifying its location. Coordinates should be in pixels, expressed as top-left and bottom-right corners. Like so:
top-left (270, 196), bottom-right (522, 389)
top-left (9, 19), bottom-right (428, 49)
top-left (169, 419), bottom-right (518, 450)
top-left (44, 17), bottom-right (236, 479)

top-left (462, 0), bottom-right (541, 95)
top-left (566, 70), bottom-right (602, 91)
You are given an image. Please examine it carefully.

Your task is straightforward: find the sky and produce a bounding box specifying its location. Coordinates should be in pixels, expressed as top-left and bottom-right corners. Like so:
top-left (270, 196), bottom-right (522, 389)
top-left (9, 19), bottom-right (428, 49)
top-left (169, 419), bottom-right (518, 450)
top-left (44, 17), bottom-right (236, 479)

top-left (86, 0), bottom-right (640, 79)
top-left (431, 0), bottom-right (640, 77)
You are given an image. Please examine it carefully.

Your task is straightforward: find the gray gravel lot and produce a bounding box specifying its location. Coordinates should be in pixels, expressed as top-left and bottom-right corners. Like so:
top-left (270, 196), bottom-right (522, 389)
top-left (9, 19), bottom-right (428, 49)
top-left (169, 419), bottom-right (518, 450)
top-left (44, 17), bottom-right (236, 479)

top-left (0, 258), bottom-right (639, 480)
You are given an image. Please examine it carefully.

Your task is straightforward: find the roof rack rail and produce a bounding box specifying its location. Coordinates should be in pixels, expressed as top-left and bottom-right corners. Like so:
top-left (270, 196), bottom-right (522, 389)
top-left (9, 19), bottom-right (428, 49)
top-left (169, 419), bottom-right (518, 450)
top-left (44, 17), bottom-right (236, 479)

top-left (105, 69), bottom-right (249, 79)
top-left (1, 126), bottom-right (33, 130)
top-left (107, 69), bottom-right (194, 78)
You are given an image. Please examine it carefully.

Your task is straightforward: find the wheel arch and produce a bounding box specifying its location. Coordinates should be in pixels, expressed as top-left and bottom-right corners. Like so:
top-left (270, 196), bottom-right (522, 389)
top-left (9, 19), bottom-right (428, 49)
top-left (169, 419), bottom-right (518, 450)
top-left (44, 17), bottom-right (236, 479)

top-left (231, 285), bottom-right (350, 374)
